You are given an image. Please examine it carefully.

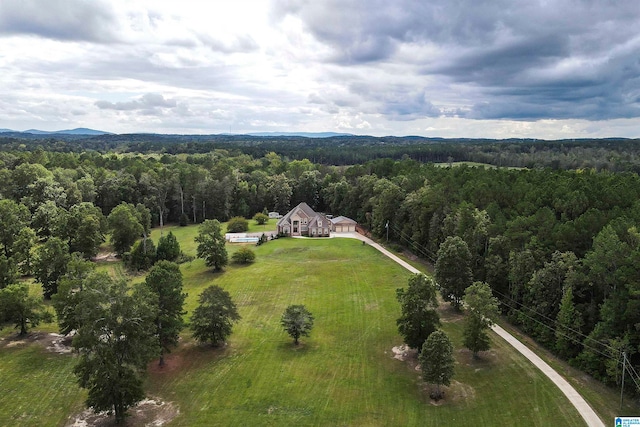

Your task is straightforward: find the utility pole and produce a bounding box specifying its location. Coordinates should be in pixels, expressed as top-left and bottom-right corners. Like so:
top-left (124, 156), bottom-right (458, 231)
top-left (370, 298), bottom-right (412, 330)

top-left (620, 351), bottom-right (626, 411)
top-left (386, 220), bottom-right (389, 243)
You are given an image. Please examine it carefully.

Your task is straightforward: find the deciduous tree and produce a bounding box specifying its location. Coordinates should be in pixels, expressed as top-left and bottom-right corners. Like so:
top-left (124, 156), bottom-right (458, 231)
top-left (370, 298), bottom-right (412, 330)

top-left (462, 281), bottom-right (499, 358)
top-left (33, 236), bottom-right (70, 299)
top-left (107, 203), bottom-right (143, 256)
top-left (190, 285), bottom-right (240, 346)
top-left (144, 261), bottom-right (186, 366)
top-left (73, 275), bottom-right (158, 424)
top-left (435, 236), bottom-right (473, 309)
top-left (52, 254), bottom-right (96, 335)
top-left (195, 219), bottom-right (228, 271)
top-left (419, 330), bottom-right (454, 400)
top-left (396, 273), bottom-right (440, 351)
top-left (0, 283), bottom-right (52, 336)
top-left (281, 304), bottom-right (314, 345)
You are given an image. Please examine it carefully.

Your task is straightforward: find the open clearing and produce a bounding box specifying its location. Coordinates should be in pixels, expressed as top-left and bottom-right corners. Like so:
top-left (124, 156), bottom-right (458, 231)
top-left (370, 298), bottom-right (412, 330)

top-left (0, 225), bottom-right (595, 426)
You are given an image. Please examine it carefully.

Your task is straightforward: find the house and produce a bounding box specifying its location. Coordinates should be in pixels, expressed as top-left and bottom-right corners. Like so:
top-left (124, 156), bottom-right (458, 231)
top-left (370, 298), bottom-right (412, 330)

top-left (268, 212), bottom-right (281, 219)
top-left (277, 202), bottom-right (331, 237)
top-left (330, 216), bottom-right (357, 233)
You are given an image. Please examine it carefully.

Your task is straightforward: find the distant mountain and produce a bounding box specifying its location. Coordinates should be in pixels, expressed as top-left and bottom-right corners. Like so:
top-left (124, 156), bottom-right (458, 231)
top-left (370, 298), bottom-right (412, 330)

top-left (21, 128), bottom-right (111, 135)
top-left (245, 131), bottom-right (354, 138)
top-left (0, 128), bottom-right (14, 133)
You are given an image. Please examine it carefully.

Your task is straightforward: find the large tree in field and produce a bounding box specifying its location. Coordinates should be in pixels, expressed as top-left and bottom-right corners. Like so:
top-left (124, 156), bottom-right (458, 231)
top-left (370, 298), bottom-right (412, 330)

top-left (33, 236), bottom-right (70, 299)
top-left (281, 304), bottom-right (314, 345)
top-left (419, 330), bottom-right (455, 400)
top-left (190, 285), bottom-right (241, 346)
top-left (144, 261), bottom-right (187, 366)
top-left (107, 203), bottom-right (144, 256)
top-left (0, 283), bottom-right (52, 336)
top-left (73, 274), bottom-right (158, 424)
top-left (195, 219), bottom-right (228, 271)
top-left (435, 236), bottom-right (473, 309)
top-left (396, 273), bottom-right (440, 351)
top-left (462, 281), bottom-right (499, 358)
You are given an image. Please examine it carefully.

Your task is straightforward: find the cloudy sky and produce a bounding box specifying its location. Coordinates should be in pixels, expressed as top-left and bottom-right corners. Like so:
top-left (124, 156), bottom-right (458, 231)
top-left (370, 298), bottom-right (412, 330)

top-left (1, 0), bottom-right (640, 138)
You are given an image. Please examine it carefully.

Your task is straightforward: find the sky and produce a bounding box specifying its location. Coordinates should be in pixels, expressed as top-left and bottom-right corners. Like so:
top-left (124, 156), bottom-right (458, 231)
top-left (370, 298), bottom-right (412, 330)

top-left (1, 0), bottom-right (640, 139)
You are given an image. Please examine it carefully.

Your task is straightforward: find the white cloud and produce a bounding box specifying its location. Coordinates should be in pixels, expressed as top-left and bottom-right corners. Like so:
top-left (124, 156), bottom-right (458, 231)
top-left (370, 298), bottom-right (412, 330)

top-left (0, 0), bottom-right (640, 137)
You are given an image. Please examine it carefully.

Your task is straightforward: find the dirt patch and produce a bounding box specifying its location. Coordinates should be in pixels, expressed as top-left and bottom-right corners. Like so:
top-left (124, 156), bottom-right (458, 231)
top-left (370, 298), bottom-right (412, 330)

top-left (65, 398), bottom-right (178, 427)
top-left (148, 353), bottom-right (184, 374)
top-left (0, 332), bottom-right (74, 354)
top-left (391, 344), bottom-right (421, 372)
top-left (93, 252), bottom-right (119, 262)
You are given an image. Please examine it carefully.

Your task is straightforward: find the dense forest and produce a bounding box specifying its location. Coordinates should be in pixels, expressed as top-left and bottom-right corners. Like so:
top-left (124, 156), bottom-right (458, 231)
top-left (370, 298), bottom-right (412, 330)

top-left (1, 134), bottom-right (639, 390)
top-left (3, 133), bottom-right (640, 171)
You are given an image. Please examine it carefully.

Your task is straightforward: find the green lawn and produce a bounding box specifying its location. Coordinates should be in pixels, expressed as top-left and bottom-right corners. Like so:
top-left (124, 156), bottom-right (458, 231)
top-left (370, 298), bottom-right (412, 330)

top-left (0, 227), bottom-right (592, 426)
top-left (146, 236), bottom-right (585, 426)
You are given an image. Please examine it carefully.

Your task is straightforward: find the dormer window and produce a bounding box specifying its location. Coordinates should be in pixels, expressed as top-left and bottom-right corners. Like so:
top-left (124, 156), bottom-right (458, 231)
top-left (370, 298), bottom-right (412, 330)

top-left (318, 220), bottom-right (322, 227)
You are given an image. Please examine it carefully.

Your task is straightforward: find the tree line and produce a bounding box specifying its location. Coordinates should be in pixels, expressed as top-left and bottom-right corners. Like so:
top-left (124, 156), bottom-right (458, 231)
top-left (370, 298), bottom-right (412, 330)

top-left (1, 144), bottom-right (639, 390)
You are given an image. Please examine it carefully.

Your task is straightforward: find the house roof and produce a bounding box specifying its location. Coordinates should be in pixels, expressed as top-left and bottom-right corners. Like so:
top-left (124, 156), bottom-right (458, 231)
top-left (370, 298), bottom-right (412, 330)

top-left (330, 216), bottom-right (357, 224)
top-left (277, 202), bottom-right (320, 227)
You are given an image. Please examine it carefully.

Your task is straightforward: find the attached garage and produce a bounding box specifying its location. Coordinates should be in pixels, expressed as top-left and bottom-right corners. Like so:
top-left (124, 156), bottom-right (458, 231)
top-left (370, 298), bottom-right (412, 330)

top-left (330, 216), bottom-right (357, 233)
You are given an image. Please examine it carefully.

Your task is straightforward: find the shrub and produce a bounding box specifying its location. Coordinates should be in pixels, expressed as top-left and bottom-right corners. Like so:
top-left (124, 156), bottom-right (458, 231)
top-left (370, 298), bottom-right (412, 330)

top-left (227, 216), bottom-right (249, 233)
top-left (253, 212), bottom-right (269, 225)
top-left (179, 213), bottom-right (189, 227)
top-left (231, 247), bottom-right (256, 264)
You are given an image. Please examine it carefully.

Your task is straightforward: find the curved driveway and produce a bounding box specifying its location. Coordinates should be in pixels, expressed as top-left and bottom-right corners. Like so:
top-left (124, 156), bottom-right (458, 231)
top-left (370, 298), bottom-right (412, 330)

top-left (332, 232), bottom-right (604, 427)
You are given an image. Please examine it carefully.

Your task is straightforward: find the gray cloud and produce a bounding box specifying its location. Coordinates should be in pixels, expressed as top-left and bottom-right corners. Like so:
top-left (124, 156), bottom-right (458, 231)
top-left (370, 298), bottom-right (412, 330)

top-left (96, 93), bottom-right (178, 113)
top-left (0, 0), bottom-right (119, 42)
top-left (274, 0), bottom-right (640, 121)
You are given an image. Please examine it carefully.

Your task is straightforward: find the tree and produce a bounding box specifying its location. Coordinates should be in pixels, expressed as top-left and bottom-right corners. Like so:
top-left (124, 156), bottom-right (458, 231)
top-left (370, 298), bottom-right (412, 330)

top-left (396, 273), bottom-right (440, 351)
top-left (419, 330), bottom-right (455, 400)
top-left (52, 254), bottom-right (96, 335)
top-left (126, 239), bottom-right (157, 271)
top-left (156, 231), bottom-right (181, 262)
top-left (33, 236), bottom-right (70, 299)
top-left (0, 283), bottom-right (52, 336)
top-left (107, 203), bottom-right (144, 256)
top-left (462, 281), bottom-right (499, 358)
top-left (253, 212), bottom-right (269, 225)
top-left (66, 202), bottom-right (106, 259)
top-left (195, 219), bottom-right (228, 271)
top-left (0, 199), bottom-right (30, 258)
top-left (12, 227), bottom-right (36, 276)
top-left (555, 285), bottom-right (584, 360)
top-left (190, 285), bottom-right (241, 346)
top-left (435, 236), bottom-right (473, 309)
top-left (73, 275), bottom-right (158, 424)
top-left (144, 261), bottom-right (186, 366)
top-left (281, 304), bottom-right (314, 345)
top-left (231, 247), bottom-right (256, 264)
top-left (0, 254), bottom-right (18, 289)
top-left (227, 216), bottom-right (249, 233)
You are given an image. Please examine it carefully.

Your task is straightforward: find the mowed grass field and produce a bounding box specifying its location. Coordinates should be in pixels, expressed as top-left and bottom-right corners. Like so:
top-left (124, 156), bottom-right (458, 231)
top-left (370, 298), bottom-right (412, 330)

top-left (0, 223), bottom-right (587, 426)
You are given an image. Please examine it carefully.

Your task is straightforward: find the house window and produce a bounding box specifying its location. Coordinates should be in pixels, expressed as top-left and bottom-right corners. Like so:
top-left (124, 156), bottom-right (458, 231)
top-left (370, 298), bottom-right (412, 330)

top-left (318, 220), bottom-right (322, 227)
top-left (303, 218), bottom-right (308, 224)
